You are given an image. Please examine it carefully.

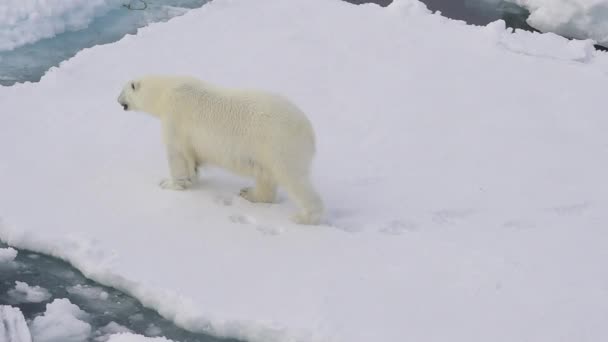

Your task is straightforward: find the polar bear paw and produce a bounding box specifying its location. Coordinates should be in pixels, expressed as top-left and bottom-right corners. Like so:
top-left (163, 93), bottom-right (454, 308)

top-left (239, 187), bottom-right (275, 203)
top-left (159, 178), bottom-right (192, 191)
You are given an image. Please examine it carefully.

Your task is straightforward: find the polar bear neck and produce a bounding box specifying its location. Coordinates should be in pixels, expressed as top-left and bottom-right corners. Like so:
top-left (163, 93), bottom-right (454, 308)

top-left (137, 76), bottom-right (176, 118)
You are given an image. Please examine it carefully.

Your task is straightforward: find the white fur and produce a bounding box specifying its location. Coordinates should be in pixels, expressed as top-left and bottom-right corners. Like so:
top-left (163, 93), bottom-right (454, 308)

top-left (117, 75), bottom-right (323, 224)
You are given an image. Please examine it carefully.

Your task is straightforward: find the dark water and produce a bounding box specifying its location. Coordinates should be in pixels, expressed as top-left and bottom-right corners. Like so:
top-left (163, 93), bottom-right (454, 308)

top-left (347, 0), bottom-right (535, 31)
top-left (0, 242), bottom-right (241, 342)
top-left (422, 0), bottom-right (535, 30)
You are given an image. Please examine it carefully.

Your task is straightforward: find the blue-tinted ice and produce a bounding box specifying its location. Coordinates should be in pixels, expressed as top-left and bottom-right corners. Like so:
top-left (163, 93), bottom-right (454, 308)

top-left (0, 1), bottom-right (208, 86)
top-left (0, 243), bottom-right (241, 342)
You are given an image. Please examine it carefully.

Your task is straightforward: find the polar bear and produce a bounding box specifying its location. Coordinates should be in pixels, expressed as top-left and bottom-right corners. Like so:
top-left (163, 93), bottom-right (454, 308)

top-left (117, 75), bottom-right (323, 225)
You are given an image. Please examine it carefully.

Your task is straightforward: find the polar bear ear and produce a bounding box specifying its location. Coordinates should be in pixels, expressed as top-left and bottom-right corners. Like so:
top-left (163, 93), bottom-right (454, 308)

top-left (131, 81), bottom-right (140, 91)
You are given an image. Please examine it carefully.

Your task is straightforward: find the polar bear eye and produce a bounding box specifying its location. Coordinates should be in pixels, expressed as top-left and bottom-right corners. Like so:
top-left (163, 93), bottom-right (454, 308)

top-left (131, 82), bottom-right (136, 90)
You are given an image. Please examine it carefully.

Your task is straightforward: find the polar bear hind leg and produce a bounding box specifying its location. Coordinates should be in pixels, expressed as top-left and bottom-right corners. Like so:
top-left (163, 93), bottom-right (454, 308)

top-left (273, 168), bottom-right (323, 225)
top-left (240, 177), bottom-right (277, 203)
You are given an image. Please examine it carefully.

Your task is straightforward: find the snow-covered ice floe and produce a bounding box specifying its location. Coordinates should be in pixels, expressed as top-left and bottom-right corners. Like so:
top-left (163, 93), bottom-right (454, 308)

top-left (0, 306), bottom-right (32, 342)
top-left (507, 0), bottom-right (608, 46)
top-left (0, 0), bottom-right (607, 341)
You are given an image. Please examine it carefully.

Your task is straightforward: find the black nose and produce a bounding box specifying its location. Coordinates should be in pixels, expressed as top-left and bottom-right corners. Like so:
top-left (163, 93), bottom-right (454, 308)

top-left (122, 103), bottom-right (128, 110)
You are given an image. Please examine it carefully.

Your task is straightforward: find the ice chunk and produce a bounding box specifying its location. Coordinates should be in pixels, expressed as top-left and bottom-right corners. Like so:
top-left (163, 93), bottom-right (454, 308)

top-left (29, 299), bottom-right (91, 342)
top-left (0, 247), bottom-right (17, 263)
top-left (0, 306), bottom-right (32, 342)
top-left (67, 284), bottom-right (110, 301)
top-left (144, 324), bottom-right (162, 337)
top-left (507, 0), bottom-right (608, 46)
top-left (7, 281), bottom-right (52, 304)
top-left (387, 0), bottom-right (431, 16)
top-left (106, 333), bottom-right (175, 342)
top-left (93, 322), bottom-right (133, 342)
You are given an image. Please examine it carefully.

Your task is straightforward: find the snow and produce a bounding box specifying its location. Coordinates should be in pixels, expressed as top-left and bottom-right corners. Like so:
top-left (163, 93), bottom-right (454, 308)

top-left (507, 0), bottom-right (608, 46)
top-left (29, 299), bottom-right (91, 342)
top-left (106, 333), bottom-right (174, 342)
top-left (485, 20), bottom-right (596, 61)
top-left (144, 324), bottom-right (162, 337)
top-left (0, 0), bottom-right (607, 342)
top-left (7, 281), bottom-right (52, 304)
top-left (0, 306), bottom-right (32, 342)
top-left (93, 322), bottom-right (133, 342)
top-left (0, 247), bottom-right (17, 263)
top-left (0, 0), bottom-right (122, 51)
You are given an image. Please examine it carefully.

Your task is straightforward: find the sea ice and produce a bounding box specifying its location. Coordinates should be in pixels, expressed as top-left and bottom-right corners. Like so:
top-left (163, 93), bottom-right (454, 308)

top-left (29, 299), bottom-right (91, 342)
top-left (0, 306), bottom-right (32, 342)
top-left (7, 281), bottom-right (52, 304)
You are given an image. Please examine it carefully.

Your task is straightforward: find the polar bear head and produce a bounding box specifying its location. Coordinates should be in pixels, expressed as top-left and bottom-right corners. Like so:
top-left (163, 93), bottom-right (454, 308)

top-left (117, 79), bottom-right (144, 112)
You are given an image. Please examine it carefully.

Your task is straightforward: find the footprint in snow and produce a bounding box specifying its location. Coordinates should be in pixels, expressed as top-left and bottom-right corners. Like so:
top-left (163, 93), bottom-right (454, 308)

top-left (432, 209), bottom-right (475, 225)
top-left (229, 214), bottom-right (284, 236)
top-left (213, 194), bottom-right (234, 206)
top-left (549, 202), bottom-right (589, 216)
top-left (380, 220), bottom-right (418, 235)
top-left (256, 225), bottom-right (285, 236)
top-left (229, 214), bottom-right (256, 225)
top-left (502, 219), bottom-right (535, 230)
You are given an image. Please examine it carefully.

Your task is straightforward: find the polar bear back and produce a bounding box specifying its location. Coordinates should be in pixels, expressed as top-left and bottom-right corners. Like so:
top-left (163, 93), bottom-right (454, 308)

top-left (144, 76), bottom-right (316, 176)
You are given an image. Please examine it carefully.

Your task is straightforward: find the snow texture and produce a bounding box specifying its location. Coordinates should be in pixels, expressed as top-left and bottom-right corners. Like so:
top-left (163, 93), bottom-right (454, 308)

top-left (7, 281), bottom-right (52, 304)
top-left (0, 0), bottom-right (607, 341)
top-left (93, 322), bottom-right (133, 342)
top-left (29, 299), bottom-right (91, 342)
top-left (0, 0), bottom-right (123, 51)
top-left (0, 247), bottom-right (17, 263)
top-left (144, 324), bottom-right (162, 337)
top-left (106, 333), bottom-right (174, 342)
top-left (507, 0), bottom-right (608, 46)
top-left (0, 306), bottom-right (32, 342)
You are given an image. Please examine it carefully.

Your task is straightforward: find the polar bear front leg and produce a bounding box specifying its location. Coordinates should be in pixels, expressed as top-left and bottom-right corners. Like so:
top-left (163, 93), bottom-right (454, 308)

top-left (159, 146), bottom-right (196, 191)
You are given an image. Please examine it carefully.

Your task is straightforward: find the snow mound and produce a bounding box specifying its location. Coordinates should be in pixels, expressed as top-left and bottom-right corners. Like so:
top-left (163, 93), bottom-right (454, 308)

top-left (0, 306), bottom-right (32, 342)
top-left (7, 281), bottom-right (52, 304)
top-left (0, 247), bottom-right (17, 263)
top-left (29, 299), bottom-right (91, 342)
top-left (93, 322), bottom-right (133, 342)
top-left (0, 0), bottom-right (122, 51)
top-left (486, 20), bottom-right (596, 61)
top-left (106, 333), bottom-right (174, 342)
top-left (508, 0), bottom-right (608, 46)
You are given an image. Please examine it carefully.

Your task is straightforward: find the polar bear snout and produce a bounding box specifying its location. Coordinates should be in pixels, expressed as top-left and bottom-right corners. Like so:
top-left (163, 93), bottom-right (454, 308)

top-left (117, 95), bottom-right (129, 111)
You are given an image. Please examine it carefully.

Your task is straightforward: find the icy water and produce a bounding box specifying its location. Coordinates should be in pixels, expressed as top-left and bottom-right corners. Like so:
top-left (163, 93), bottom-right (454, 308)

top-left (0, 0), bottom-right (209, 86)
top-left (419, 0), bottom-right (534, 30)
top-left (0, 243), bottom-right (241, 342)
top-left (414, 0), bottom-right (608, 50)
top-left (347, 0), bottom-right (534, 30)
